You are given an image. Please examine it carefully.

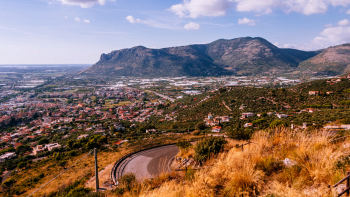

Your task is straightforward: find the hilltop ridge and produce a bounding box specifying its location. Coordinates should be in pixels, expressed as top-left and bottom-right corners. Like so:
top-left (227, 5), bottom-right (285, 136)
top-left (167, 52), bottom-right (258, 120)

top-left (80, 37), bottom-right (319, 77)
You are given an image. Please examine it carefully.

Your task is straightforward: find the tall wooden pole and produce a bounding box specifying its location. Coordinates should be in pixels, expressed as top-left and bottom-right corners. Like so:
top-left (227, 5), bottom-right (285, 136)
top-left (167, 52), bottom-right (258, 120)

top-left (94, 148), bottom-right (99, 192)
top-left (347, 171), bottom-right (350, 196)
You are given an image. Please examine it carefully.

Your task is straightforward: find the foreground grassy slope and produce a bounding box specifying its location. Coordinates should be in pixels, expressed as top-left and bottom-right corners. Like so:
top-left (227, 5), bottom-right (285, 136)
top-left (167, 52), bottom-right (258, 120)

top-left (137, 128), bottom-right (350, 197)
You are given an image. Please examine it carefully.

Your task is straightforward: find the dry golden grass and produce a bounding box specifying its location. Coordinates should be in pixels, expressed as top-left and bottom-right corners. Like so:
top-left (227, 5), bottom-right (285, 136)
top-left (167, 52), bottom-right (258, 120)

top-left (137, 128), bottom-right (350, 197)
top-left (177, 148), bottom-right (195, 159)
top-left (20, 149), bottom-right (129, 197)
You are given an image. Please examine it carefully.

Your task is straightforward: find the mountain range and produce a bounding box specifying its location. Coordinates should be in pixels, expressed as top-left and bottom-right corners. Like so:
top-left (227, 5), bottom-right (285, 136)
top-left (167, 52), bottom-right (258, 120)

top-left (80, 37), bottom-right (350, 77)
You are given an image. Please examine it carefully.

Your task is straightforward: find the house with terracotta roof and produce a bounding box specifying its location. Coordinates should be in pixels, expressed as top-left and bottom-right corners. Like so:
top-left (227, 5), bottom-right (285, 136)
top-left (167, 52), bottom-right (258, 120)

top-left (212, 126), bottom-right (222, 133)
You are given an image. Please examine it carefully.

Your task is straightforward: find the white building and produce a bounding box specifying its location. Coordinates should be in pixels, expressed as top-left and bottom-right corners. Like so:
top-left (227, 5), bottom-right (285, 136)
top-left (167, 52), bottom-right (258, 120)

top-left (241, 112), bottom-right (254, 119)
top-left (0, 152), bottom-right (16, 163)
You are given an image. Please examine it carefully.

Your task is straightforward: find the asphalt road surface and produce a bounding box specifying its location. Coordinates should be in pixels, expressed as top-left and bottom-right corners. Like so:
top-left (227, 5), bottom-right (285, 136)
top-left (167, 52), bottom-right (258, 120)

top-left (120, 145), bottom-right (179, 180)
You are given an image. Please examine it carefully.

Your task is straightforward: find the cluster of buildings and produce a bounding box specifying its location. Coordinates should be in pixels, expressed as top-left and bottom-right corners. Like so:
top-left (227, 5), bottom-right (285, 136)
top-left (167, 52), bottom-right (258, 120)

top-left (32, 143), bottom-right (61, 155)
top-left (204, 113), bottom-right (232, 127)
top-left (96, 87), bottom-right (145, 101)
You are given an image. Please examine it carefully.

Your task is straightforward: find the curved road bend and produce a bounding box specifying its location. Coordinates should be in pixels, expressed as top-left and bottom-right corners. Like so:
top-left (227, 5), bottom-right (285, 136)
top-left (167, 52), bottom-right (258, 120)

top-left (119, 145), bottom-right (179, 181)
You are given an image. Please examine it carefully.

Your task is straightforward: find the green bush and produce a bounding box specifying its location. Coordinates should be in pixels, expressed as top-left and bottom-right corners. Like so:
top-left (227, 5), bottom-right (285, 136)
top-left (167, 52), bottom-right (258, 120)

top-left (17, 161), bottom-right (27, 169)
top-left (176, 140), bottom-right (192, 150)
top-left (229, 128), bottom-right (253, 140)
top-left (119, 172), bottom-right (136, 191)
top-left (194, 137), bottom-right (227, 163)
top-left (255, 156), bottom-right (284, 176)
top-left (195, 122), bottom-right (206, 130)
top-left (269, 119), bottom-right (287, 128)
top-left (68, 150), bottom-right (77, 157)
top-left (2, 178), bottom-right (16, 187)
top-left (66, 187), bottom-right (92, 197)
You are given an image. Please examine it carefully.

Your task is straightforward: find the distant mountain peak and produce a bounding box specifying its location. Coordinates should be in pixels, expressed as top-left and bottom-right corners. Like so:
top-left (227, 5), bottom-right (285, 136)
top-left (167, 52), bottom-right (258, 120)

top-left (80, 37), bottom-right (322, 77)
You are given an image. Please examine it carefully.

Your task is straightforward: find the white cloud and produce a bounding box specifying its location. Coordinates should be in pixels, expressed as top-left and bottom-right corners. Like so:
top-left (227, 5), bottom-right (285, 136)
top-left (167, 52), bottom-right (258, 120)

top-left (184, 22), bottom-right (200, 30)
top-left (235, 0), bottom-right (350, 15)
top-left (169, 0), bottom-right (231, 18)
top-left (75, 17), bottom-right (81, 22)
top-left (59, 0), bottom-right (115, 8)
top-left (168, 0), bottom-right (350, 17)
top-left (234, 0), bottom-right (350, 15)
top-left (83, 19), bottom-right (90, 23)
top-left (126, 15), bottom-right (178, 29)
top-left (338, 19), bottom-right (349, 26)
top-left (347, 9), bottom-right (350, 14)
top-left (64, 16), bottom-right (68, 19)
top-left (313, 26), bottom-right (350, 47)
top-left (275, 20), bottom-right (350, 51)
top-left (234, 0), bottom-right (276, 14)
top-left (238, 17), bottom-right (255, 26)
top-left (126, 16), bottom-right (141, 24)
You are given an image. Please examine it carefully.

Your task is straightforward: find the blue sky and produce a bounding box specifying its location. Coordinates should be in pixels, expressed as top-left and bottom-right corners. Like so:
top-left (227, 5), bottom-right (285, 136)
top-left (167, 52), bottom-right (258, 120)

top-left (1, 0), bottom-right (350, 64)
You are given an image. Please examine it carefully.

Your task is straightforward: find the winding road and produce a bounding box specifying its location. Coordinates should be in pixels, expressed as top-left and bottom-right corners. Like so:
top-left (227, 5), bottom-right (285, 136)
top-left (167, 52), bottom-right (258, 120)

top-left (113, 145), bottom-right (179, 181)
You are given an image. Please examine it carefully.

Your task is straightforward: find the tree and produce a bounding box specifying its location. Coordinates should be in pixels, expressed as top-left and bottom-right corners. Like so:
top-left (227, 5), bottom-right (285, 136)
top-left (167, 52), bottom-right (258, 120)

top-left (16, 145), bottom-right (31, 155)
top-left (139, 127), bottom-right (146, 133)
top-left (38, 138), bottom-right (49, 145)
top-left (53, 152), bottom-right (62, 161)
top-left (67, 139), bottom-right (74, 150)
top-left (17, 161), bottom-right (27, 169)
top-left (73, 142), bottom-right (82, 149)
top-left (58, 160), bottom-right (68, 168)
top-left (2, 178), bottom-right (16, 188)
top-left (269, 119), bottom-right (287, 128)
top-left (171, 123), bottom-right (178, 130)
top-left (195, 122), bottom-right (206, 130)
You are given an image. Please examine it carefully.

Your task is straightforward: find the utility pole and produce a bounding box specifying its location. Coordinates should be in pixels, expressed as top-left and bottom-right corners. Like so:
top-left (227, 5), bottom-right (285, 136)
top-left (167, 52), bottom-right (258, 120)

top-left (94, 148), bottom-right (99, 192)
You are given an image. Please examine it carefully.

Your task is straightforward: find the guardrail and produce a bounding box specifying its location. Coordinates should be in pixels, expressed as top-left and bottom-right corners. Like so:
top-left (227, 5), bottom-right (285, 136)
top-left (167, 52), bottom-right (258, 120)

top-left (110, 137), bottom-right (206, 185)
top-left (333, 171), bottom-right (350, 196)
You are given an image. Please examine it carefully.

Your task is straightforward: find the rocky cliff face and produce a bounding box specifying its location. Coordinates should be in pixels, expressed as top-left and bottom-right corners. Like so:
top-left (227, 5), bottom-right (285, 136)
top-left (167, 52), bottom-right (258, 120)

top-left (80, 37), bottom-right (319, 77)
top-left (297, 44), bottom-right (350, 75)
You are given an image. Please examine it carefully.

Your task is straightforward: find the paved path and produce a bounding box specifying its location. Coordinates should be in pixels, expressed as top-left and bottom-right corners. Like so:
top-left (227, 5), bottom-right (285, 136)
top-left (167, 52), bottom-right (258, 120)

top-left (1, 170), bottom-right (13, 183)
top-left (116, 145), bottom-right (179, 181)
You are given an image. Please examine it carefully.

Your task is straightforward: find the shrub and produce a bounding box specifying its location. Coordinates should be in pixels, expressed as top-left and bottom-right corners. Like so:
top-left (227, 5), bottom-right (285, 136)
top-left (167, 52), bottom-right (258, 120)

top-left (17, 161), bottom-right (27, 169)
top-left (68, 150), bottom-right (77, 157)
top-left (176, 140), bottom-right (192, 150)
top-left (255, 156), bottom-right (284, 176)
top-left (194, 137), bottom-right (227, 163)
top-left (269, 120), bottom-right (287, 128)
top-left (2, 178), bottom-right (16, 187)
top-left (119, 172), bottom-right (136, 191)
top-left (229, 129), bottom-right (253, 140)
top-left (66, 187), bottom-right (92, 197)
top-left (58, 160), bottom-right (68, 168)
top-left (195, 122), bottom-right (206, 130)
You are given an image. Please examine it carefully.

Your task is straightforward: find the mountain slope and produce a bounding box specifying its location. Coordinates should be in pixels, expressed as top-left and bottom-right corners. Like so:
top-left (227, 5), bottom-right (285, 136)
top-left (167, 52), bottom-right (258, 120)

top-left (297, 43), bottom-right (350, 75)
top-left (81, 37), bottom-right (319, 77)
top-left (205, 37), bottom-right (318, 75)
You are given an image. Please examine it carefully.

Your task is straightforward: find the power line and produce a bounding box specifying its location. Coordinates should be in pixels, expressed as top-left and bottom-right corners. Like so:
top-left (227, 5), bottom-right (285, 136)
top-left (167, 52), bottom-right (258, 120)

top-left (27, 150), bottom-right (94, 197)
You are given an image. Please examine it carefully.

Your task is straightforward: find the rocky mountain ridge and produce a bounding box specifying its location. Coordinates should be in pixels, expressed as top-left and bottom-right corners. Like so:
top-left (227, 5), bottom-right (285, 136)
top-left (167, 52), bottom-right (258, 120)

top-left (81, 37), bottom-right (349, 77)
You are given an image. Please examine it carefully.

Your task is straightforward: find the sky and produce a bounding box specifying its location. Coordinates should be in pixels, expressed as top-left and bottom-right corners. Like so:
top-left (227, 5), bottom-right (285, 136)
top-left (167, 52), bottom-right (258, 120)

top-left (1, 0), bottom-right (350, 64)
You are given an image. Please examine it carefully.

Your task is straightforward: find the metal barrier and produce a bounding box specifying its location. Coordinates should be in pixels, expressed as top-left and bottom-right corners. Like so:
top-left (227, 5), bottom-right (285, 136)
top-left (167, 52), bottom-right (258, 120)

top-left (110, 137), bottom-right (206, 185)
